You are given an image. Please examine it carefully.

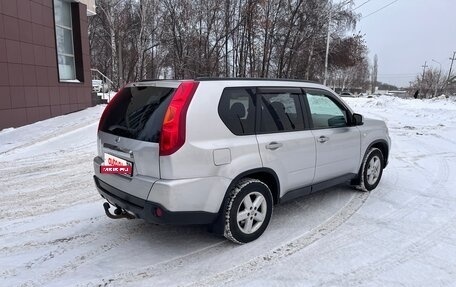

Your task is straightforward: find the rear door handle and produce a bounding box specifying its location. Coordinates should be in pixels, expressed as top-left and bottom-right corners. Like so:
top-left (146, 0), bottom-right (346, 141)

top-left (317, 136), bottom-right (329, 143)
top-left (266, 142), bottom-right (283, 150)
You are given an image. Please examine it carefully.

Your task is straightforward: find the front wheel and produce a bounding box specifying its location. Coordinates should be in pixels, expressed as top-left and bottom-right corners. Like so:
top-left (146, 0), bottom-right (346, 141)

top-left (223, 178), bottom-right (273, 244)
top-left (357, 148), bottom-right (384, 191)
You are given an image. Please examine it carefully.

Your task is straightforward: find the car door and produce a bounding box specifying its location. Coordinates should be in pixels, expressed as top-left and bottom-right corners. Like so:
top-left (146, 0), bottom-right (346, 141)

top-left (303, 89), bottom-right (361, 183)
top-left (255, 87), bottom-right (316, 197)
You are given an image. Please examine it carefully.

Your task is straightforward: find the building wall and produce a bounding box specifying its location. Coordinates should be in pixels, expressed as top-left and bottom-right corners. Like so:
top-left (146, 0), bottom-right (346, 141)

top-left (0, 0), bottom-right (92, 130)
top-left (77, 0), bottom-right (96, 16)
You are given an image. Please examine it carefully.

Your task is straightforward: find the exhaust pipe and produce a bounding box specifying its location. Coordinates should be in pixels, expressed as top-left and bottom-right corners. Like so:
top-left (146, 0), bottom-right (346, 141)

top-left (103, 202), bottom-right (135, 219)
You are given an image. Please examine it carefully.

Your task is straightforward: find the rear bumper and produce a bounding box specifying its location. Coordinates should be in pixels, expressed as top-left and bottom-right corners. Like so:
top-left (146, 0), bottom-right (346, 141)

top-left (94, 176), bottom-right (218, 225)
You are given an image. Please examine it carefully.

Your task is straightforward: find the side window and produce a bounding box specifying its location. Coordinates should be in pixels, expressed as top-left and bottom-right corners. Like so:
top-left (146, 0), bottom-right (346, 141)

top-left (218, 88), bottom-right (256, 135)
top-left (259, 92), bottom-right (304, 133)
top-left (306, 91), bottom-right (348, 129)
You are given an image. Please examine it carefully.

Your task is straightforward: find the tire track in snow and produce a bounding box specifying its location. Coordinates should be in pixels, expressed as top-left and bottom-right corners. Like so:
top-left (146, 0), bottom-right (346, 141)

top-left (39, 227), bottom-right (215, 286)
top-left (0, 169), bottom-right (97, 220)
top-left (0, 133), bottom-right (96, 220)
top-left (184, 191), bottom-right (370, 287)
top-left (0, 214), bottom-right (103, 241)
top-left (314, 189), bottom-right (456, 262)
top-left (319, 216), bottom-right (456, 287)
top-left (1, 219), bottom-right (148, 282)
top-left (81, 191), bottom-right (368, 287)
top-left (0, 120), bottom-right (98, 156)
top-left (78, 240), bottom-right (230, 287)
top-left (305, 132), bottom-right (454, 261)
top-left (0, 148), bottom-right (95, 197)
top-left (280, 132), bottom-right (456, 287)
top-left (0, 117), bottom-right (104, 282)
top-left (0, 230), bottom-right (97, 256)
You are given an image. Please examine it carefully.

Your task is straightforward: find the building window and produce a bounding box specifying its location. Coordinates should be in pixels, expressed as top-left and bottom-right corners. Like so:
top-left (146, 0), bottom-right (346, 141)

top-left (54, 0), bottom-right (77, 81)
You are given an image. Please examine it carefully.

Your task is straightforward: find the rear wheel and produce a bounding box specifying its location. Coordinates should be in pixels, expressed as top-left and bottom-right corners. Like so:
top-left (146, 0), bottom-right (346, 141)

top-left (223, 178), bottom-right (273, 244)
top-left (357, 148), bottom-right (384, 191)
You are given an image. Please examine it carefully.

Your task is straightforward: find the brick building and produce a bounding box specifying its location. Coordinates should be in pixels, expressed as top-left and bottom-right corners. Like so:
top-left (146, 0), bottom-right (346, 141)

top-left (0, 0), bottom-right (95, 130)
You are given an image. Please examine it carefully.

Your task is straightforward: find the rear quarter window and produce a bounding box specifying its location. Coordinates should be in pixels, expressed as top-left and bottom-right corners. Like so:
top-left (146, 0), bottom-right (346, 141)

top-left (218, 88), bottom-right (256, 135)
top-left (100, 86), bottom-right (175, 142)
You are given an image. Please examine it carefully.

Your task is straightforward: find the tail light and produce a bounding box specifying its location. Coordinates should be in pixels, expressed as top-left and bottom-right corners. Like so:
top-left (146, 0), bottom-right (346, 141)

top-left (159, 81), bottom-right (199, 156)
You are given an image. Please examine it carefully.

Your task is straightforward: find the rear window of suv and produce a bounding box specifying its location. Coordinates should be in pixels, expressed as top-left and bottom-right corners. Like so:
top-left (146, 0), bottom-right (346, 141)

top-left (99, 86), bottom-right (175, 142)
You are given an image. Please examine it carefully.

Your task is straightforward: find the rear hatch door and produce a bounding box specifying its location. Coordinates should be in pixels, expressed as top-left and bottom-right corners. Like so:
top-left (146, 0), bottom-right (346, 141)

top-left (96, 81), bottom-right (179, 199)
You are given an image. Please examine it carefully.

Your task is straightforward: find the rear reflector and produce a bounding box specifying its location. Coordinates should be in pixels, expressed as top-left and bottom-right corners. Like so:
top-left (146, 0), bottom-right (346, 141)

top-left (154, 207), bottom-right (164, 217)
top-left (159, 81), bottom-right (199, 156)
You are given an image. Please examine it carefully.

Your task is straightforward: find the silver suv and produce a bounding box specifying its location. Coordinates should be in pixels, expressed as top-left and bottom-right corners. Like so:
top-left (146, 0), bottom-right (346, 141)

top-left (93, 79), bottom-right (390, 243)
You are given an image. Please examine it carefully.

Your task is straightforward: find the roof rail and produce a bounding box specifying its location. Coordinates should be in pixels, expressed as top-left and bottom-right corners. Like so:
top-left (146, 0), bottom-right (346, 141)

top-left (195, 77), bottom-right (318, 84)
top-left (136, 77), bottom-right (321, 84)
top-left (138, 78), bottom-right (175, 82)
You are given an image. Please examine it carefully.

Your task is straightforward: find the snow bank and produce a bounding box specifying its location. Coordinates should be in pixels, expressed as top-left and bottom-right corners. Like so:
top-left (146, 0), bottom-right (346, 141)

top-left (0, 105), bottom-right (105, 154)
top-left (345, 95), bottom-right (456, 111)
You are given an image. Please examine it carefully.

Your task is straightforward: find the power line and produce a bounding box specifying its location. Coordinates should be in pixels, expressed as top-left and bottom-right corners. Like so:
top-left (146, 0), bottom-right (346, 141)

top-left (378, 73), bottom-right (417, 76)
top-left (379, 75), bottom-right (416, 78)
top-left (361, 0), bottom-right (399, 19)
top-left (354, 0), bottom-right (374, 10)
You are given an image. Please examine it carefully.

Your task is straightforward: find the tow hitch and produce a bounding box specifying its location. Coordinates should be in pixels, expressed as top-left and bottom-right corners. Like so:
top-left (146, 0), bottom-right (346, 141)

top-left (103, 202), bottom-right (136, 220)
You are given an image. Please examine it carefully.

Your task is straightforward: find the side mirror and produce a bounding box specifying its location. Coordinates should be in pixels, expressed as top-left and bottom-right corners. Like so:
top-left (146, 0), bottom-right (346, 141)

top-left (352, 113), bottom-right (364, 126)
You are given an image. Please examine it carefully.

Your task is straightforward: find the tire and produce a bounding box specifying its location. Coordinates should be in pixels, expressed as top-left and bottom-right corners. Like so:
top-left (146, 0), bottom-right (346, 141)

top-left (223, 178), bottom-right (273, 244)
top-left (356, 148), bottom-right (384, 192)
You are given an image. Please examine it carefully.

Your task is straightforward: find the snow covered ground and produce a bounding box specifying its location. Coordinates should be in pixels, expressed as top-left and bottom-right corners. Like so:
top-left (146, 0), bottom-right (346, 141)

top-left (1, 95), bottom-right (456, 286)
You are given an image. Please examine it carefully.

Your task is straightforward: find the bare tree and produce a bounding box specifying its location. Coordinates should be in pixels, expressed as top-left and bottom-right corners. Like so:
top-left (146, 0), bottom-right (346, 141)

top-left (89, 0), bottom-right (366, 85)
top-left (410, 68), bottom-right (446, 98)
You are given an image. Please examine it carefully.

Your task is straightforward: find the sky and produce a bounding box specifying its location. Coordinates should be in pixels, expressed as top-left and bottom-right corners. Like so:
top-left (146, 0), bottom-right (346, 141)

top-left (351, 0), bottom-right (456, 88)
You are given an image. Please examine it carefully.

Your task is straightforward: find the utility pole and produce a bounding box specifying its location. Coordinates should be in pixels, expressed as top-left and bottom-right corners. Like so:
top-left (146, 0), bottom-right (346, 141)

top-left (448, 51), bottom-right (456, 83)
top-left (420, 61), bottom-right (428, 99)
top-left (323, 0), bottom-right (352, 86)
top-left (323, 1), bottom-right (332, 86)
top-left (421, 61), bottom-right (428, 80)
